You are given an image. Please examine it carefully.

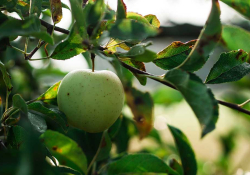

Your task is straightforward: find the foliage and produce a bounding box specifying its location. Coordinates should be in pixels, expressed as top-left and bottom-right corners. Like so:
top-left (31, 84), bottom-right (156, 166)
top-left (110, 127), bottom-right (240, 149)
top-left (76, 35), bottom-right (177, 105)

top-left (0, 0), bottom-right (250, 174)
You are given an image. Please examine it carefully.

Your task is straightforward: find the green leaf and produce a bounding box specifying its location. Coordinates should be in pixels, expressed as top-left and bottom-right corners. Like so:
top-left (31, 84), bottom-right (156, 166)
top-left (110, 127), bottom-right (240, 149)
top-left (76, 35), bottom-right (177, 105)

top-left (116, 0), bottom-right (126, 20)
top-left (179, 0), bottom-right (222, 72)
top-left (50, 23), bottom-right (87, 60)
top-left (54, 166), bottom-right (82, 175)
top-left (122, 59), bottom-right (147, 85)
top-left (144, 14), bottom-right (160, 28)
top-left (109, 19), bottom-right (158, 41)
top-left (27, 112), bottom-right (47, 133)
top-left (6, 119), bottom-right (54, 174)
top-left (127, 12), bottom-right (150, 25)
top-left (220, 0), bottom-right (250, 19)
top-left (153, 40), bottom-right (196, 70)
top-left (12, 94), bottom-right (28, 114)
top-left (28, 101), bottom-right (68, 132)
top-left (86, 0), bottom-right (105, 26)
top-left (152, 87), bottom-right (183, 105)
top-left (108, 115), bottom-right (122, 139)
top-left (40, 130), bottom-right (88, 174)
top-left (96, 131), bottom-right (112, 161)
top-left (125, 86), bottom-right (154, 139)
top-left (222, 25), bottom-right (250, 52)
top-left (168, 125), bottom-right (197, 175)
top-left (206, 50), bottom-right (250, 84)
top-left (7, 125), bottom-right (27, 150)
top-left (82, 51), bottom-right (92, 68)
top-left (36, 81), bottom-right (61, 102)
top-left (119, 44), bottom-right (156, 63)
top-left (169, 159), bottom-right (184, 175)
top-left (107, 153), bottom-right (179, 175)
top-left (0, 0), bottom-right (18, 11)
top-left (0, 61), bottom-right (13, 92)
top-left (29, 32), bottom-right (54, 45)
top-left (0, 15), bottom-right (54, 44)
top-left (69, 0), bottom-right (88, 39)
top-left (30, 0), bottom-right (42, 16)
top-left (41, 9), bottom-right (52, 17)
top-left (164, 69), bottom-right (218, 137)
top-left (132, 49), bottom-right (156, 62)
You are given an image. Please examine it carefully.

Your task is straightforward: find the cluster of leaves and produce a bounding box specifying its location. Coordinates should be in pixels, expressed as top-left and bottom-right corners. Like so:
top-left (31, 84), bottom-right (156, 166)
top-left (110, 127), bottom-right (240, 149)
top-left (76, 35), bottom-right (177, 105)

top-left (1, 0), bottom-right (250, 174)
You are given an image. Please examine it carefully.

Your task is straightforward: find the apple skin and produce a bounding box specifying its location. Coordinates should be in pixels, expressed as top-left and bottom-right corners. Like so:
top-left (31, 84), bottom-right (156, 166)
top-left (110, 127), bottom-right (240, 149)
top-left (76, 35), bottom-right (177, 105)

top-left (57, 69), bottom-right (124, 133)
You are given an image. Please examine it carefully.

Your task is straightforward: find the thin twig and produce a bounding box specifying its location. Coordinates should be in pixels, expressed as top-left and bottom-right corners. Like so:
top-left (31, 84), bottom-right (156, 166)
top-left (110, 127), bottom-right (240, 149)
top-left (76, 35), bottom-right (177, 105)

top-left (86, 131), bottom-right (106, 174)
top-left (25, 20), bottom-right (70, 60)
top-left (24, 37), bottom-right (29, 56)
top-left (29, 57), bottom-right (50, 61)
top-left (25, 41), bottom-right (46, 60)
top-left (5, 90), bottom-right (9, 112)
top-left (40, 19), bottom-right (70, 35)
top-left (218, 100), bottom-right (250, 116)
top-left (9, 45), bottom-right (25, 54)
top-left (238, 99), bottom-right (250, 108)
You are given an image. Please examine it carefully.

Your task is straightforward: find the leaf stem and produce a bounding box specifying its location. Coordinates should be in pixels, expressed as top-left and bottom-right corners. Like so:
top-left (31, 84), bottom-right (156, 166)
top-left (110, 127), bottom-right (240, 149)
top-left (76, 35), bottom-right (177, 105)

top-left (24, 37), bottom-right (29, 56)
top-left (86, 131), bottom-right (105, 174)
top-left (238, 99), bottom-right (250, 108)
top-left (5, 90), bottom-right (9, 112)
top-left (9, 45), bottom-right (25, 54)
top-left (29, 57), bottom-right (50, 61)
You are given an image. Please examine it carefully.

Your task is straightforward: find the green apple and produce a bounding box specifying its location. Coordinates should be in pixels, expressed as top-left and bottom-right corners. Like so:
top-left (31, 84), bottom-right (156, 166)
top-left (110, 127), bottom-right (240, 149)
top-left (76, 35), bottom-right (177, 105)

top-left (57, 69), bottom-right (124, 133)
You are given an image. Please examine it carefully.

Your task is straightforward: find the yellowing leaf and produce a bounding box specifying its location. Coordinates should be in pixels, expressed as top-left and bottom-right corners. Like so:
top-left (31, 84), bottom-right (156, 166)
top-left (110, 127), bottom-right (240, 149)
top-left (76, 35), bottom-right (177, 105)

top-left (49, 0), bottom-right (63, 24)
top-left (125, 87), bottom-right (154, 139)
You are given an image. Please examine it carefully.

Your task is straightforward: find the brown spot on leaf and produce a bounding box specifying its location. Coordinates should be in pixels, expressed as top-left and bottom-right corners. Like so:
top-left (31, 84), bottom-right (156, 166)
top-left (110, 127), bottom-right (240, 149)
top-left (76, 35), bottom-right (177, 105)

top-left (184, 49), bottom-right (190, 55)
top-left (236, 49), bottom-right (244, 60)
top-left (242, 55), bottom-right (247, 61)
top-left (101, 139), bottom-right (107, 148)
top-left (174, 41), bottom-right (183, 47)
top-left (67, 93), bottom-right (70, 96)
top-left (52, 146), bottom-right (58, 151)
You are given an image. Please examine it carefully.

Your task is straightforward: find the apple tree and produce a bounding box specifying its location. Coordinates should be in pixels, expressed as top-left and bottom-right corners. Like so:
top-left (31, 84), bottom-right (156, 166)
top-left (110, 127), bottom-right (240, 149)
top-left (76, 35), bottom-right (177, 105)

top-left (0, 0), bottom-right (250, 174)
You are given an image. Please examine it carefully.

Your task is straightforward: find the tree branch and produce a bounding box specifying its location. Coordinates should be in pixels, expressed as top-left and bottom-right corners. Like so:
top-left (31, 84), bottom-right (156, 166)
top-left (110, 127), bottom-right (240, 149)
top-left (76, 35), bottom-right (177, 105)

top-left (23, 19), bottom-right (250, 117)
top-left (111, 54), bottom-right (250, 116)
top-left (25, 41), bottom-right (46, 60)
top-left (25, 20), bottom-right (70, 60)
top-left (40, 19), bottom-right (70, 35)
top-left (218, 100), bottom-right (250, 115)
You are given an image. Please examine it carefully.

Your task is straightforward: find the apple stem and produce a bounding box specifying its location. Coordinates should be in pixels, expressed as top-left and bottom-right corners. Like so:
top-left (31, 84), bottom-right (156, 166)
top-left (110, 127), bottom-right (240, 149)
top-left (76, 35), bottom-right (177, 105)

top-left (91, 53), bottom-right (95, 72)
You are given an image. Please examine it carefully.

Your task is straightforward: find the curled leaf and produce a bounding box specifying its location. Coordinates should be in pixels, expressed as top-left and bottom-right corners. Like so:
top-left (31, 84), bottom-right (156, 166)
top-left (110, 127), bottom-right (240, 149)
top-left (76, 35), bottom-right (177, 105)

top-left (49, 0), bottom-right (63, 24)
